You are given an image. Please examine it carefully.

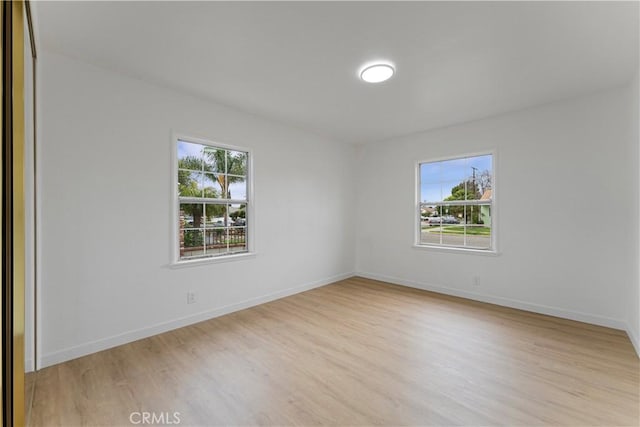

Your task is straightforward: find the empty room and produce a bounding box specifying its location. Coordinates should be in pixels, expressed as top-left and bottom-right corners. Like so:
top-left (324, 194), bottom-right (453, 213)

top-left (1, 0), bottom-right (639, 426)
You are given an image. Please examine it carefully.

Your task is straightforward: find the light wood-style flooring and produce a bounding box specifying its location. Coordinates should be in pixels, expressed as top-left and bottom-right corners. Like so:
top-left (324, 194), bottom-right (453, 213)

top-left (29, 277), bottom-right (639, 426)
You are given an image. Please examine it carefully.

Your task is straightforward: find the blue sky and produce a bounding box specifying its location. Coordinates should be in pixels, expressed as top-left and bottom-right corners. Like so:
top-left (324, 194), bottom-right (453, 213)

top-left (177, 140), bottom-right (204, 159)
top-left (420, 154), bottom-right (492, 203)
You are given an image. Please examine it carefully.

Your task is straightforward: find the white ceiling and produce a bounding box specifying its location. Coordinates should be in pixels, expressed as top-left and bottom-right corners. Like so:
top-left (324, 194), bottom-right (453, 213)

top-left (34, 1), bottom-right (639, 144)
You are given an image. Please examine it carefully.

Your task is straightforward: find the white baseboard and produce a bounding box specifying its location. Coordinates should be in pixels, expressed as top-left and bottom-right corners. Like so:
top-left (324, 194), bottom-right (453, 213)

top-left (40, 272), bottom-right (353, 368)
top-left (626, 324), bottom-right (640, 358)
top-left (25, 358), bottom-right (34, 373)
top-left (355, 271), bottom-right (628, 331)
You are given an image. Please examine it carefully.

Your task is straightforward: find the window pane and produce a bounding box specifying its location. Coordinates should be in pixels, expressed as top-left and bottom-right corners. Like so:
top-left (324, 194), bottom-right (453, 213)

top-left (420, 204), bottom-right (436, 221)
top-left (229, 203), bottom-right (247, 253)
top-left (420, 162), bottom-right (440, 184)
top-left (438, 158), bottom-right (467, 185)
top-left (441, 216), bottom-right (463, 246)
top-left (229, 203), bottom-right (247, 226)
top-left (179, 203), bottom-right (204, 228)
top-left (467, 154), bottom-right (492, 200)
top-left (228, 177), bottom-right (247, 200)
top-left (438, 205), bottom-right (461, 246)
top-left (204, 228), bottom-right (228, 256)
top-left (204, 203), bottom-right (226, 227)
top-left (203, 173), bottom-right (221, 198)
top-left (466, 205), bottom-right (491, 249)
top-left (227, 150), bottom-right (247, 175)
top-left (466, 178), bottom-right (482, 200)
top-left (421, 183), bottom-right (442, 203)
top-left (178, 171), bottom-right (203, 197)
top-left (442, 180), bottom-right (465, 201)
top-left (420, 205), bottom-right (442, 245)
top-left (443, 206), bottom-right (463, 225)
top-left (441, 229), bottom-right (465, 246)
top-left (181, 230), bottom-right (204, 259)
top-left (177, 140), bottom-right (203, 170)
top-left (421, 224), bottom-right (442, 246)
top-left (228, 227), bottom-right (247, 254)
top-left (203, 147), bottom-right (226, 173)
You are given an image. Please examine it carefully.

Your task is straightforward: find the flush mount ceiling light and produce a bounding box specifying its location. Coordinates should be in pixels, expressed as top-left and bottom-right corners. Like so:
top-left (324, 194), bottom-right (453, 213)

top-left (360, 63), bottom-right (395, 83)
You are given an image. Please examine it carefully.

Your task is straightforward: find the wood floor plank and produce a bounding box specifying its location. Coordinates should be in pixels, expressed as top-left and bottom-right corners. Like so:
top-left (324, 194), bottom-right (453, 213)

top-left (29, 277), bottom-right (639, 426)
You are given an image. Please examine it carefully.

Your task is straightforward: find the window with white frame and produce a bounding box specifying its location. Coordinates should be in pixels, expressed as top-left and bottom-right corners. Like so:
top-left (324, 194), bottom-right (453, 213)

top-left (175, 137), bottom-right (250, 262)
top-left (418, 154), bottom-right (494, 251)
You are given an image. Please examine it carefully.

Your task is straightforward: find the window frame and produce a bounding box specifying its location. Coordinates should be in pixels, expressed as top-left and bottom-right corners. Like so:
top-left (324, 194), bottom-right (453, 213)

top-left (414, 150), bottom-right (498, 255)
top-left (171, 132), bottom-right (255, 267)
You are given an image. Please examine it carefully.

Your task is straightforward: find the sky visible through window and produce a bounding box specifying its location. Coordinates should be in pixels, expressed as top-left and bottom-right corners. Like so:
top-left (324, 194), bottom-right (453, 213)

top-left (420, 154), bottom-right (492, 202)
top-left (177, 140), bottom-right (203, 159)
top-left (178, 140), bottom-right (247, 200)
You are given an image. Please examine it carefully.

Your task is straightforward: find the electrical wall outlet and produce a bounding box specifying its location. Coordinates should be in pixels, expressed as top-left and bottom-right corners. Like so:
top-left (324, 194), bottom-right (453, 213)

top-left (473, 276), bottom-right (480, 286)
top-left (187, 291), bottom-right (196, 304)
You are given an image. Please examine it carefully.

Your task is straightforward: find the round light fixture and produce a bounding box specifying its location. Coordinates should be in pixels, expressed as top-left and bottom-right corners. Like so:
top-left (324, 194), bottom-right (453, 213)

top-left (360, 63), bottom-right (395, 83)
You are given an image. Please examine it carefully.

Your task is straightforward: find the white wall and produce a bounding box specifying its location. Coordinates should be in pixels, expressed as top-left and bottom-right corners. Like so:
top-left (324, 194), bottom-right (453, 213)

top-left (629, 69), bottom-right (640, 354)
top-left (356, 86), bottom-right (638, 336)
top-left (37, 51), bottom-right (355, 368)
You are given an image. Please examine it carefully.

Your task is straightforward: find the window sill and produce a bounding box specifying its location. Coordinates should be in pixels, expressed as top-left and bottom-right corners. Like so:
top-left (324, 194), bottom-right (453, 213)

top-left (412, 244), bottom-right (500, 256)
top-left (169, 252), bottom-right (256, 268)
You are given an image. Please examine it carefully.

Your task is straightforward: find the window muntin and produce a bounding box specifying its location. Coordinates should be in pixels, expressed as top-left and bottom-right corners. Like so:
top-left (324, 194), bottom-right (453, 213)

top-left (177, 139), bottom-right (249, 261)
top-left (418, 154), bottom-right (493, 251)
